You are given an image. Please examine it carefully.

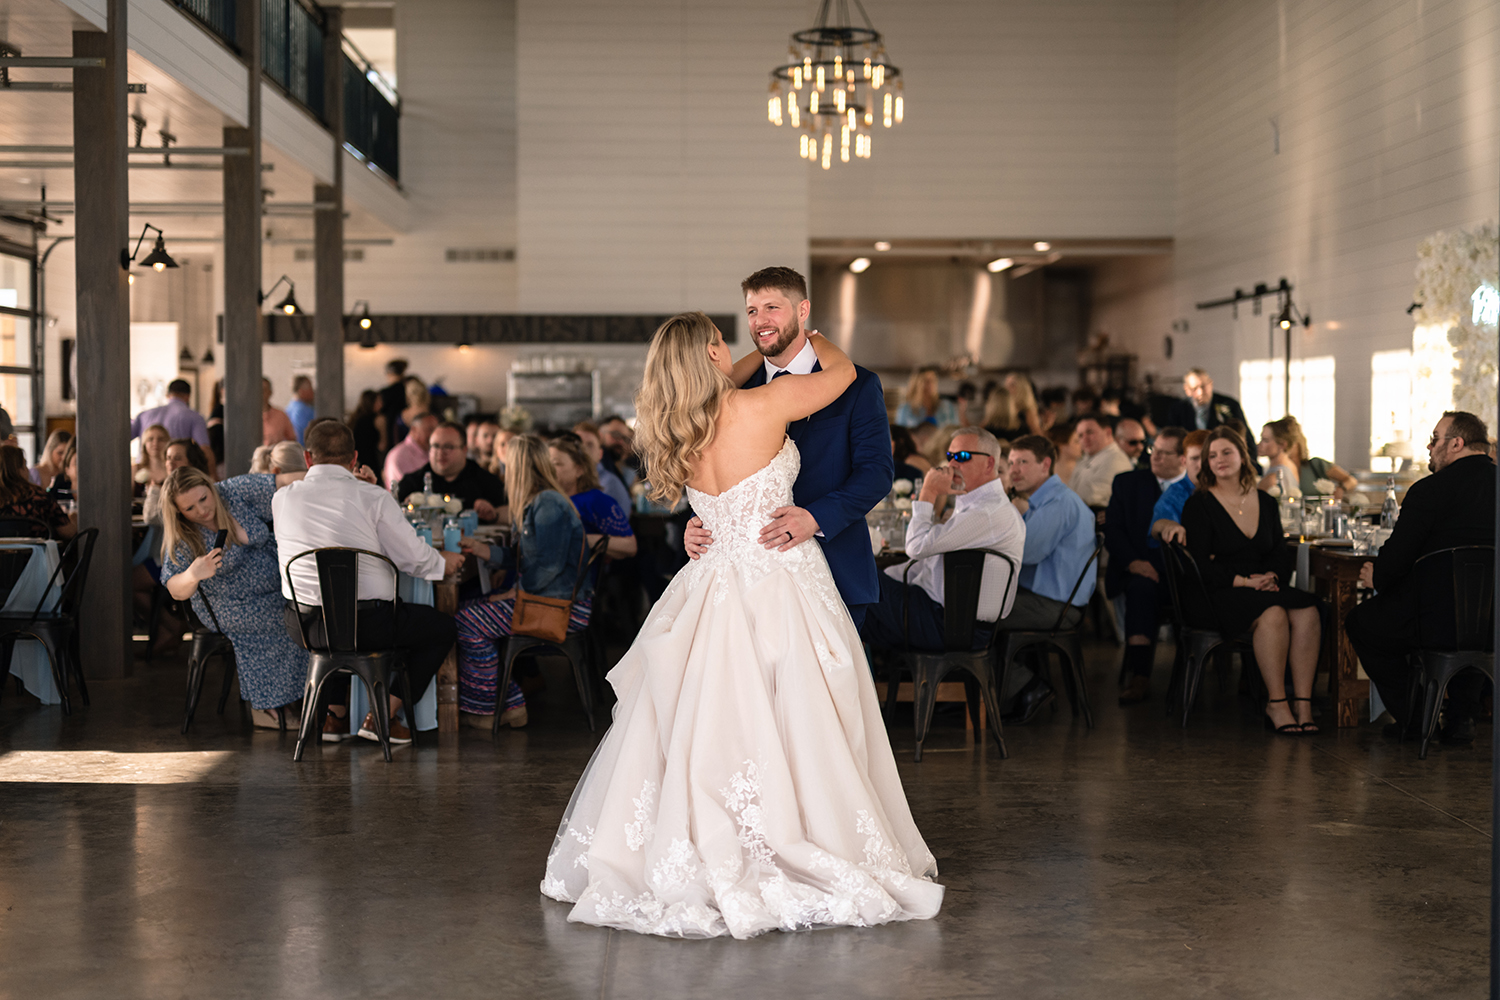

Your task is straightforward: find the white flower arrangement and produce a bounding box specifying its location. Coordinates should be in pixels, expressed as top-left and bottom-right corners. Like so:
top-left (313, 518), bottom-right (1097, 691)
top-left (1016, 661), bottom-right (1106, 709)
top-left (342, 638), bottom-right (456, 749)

top-left (893, 497), bottom-right (913, 511)
top-left (892, 479), bottom-right (913, 496)
top-left (1411, 221), bottom-right (1500, 437)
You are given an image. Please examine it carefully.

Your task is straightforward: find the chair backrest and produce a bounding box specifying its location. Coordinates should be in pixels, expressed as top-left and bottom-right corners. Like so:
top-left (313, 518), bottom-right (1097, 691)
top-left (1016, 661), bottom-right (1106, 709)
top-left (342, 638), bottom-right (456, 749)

top-left (940, 547), bottom-right (1022, 651)
top-left (0, 546), bottom-right (34, 609)
top-left (0, 517), bottom-right (51, 539)
top-left (1414, 545), bottom-right (1495, 651)
top-left (1050, 535), bottom-right (1104, 632)
top-left (284, 546), bottom-right (400, 653)
top-left (1163, 541), bottom-right (1227, 634)
top-left (53, 528), bottom-right (97, 619)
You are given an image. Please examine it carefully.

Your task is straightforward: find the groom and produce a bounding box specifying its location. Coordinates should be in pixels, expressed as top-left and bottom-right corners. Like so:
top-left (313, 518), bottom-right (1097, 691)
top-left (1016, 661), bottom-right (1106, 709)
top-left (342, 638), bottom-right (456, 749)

top-left (684, 266), bottom-right (893, 628)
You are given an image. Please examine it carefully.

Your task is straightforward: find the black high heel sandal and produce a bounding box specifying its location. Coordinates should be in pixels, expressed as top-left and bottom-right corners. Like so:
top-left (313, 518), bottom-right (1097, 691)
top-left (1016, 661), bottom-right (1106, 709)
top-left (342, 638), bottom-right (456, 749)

top-left (1290, 697), bottom-right (1318, 734)
top-left (1264, 697), bottom-right (1301, 735)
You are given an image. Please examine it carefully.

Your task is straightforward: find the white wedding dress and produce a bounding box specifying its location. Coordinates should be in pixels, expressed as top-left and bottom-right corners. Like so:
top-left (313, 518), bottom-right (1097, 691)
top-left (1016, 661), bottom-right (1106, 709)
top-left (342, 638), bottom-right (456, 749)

top-left (541, 438), bottom-right (943, 939)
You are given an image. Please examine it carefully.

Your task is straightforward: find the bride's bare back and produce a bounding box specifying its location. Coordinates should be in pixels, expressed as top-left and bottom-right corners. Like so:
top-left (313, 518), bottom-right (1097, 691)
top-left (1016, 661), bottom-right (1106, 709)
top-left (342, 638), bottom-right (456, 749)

top-left (685, 334), bottom-right (855, 497)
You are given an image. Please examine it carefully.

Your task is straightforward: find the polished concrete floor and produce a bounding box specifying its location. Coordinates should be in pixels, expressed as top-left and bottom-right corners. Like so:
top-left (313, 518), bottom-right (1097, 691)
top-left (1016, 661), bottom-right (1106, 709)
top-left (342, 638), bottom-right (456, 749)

top-left (0, 640), bottom-right (1491, 1000)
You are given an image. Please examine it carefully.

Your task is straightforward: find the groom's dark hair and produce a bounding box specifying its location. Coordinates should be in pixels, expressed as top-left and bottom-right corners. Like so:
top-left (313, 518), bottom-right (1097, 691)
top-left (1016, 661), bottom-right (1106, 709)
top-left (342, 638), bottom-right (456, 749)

top-left (742, 266), bottom-right (808, 303)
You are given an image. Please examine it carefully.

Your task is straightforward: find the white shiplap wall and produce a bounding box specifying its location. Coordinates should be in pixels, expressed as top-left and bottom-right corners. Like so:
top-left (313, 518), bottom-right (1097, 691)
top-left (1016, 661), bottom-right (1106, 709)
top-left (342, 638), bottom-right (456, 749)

top-left (514, 0), bottom-right (811, 331)
top-left (1144, 0), bottom-right (1500, 467)
top-left (806, 0), bottom-right (1177, 240)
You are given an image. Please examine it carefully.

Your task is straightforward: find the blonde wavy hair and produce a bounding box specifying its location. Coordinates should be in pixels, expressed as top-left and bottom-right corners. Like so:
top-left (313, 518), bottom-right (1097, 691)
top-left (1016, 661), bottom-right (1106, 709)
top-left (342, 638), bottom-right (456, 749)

top-left (504, 434), bottom-right (566, 521)
top-left (903, 369), bottom-right (940, 416)
top-left (160, 467), bottom-right (237, 562)
top-left (1265, 415), bottom-right (1310, 465)
top-left (633, 311), bottom-right (734, 505)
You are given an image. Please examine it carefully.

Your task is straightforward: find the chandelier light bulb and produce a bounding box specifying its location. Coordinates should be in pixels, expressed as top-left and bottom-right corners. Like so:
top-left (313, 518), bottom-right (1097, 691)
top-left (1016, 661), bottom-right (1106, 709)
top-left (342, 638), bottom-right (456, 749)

top-left (835, 89), bottom-right (845, 113)
top-left (792, 66), bottom-right (802, 89)
top-left (894, 95), bottom-right (904, 124)
top-left (768, 96), bottom-right (782, 125)
top-left (864, 57), bottom-right (872, 78)
top-left (847, 71), bottom-right (854, 86)
top-left (810, 90), bottom-right (819, 114)
top-left (822, 133), bottom-right (832, 169)
top-left (864, 109), bottom-right (873, 126)
top-left (847, 108), bottom-right (855, 131)
top-left (883, 92), bottom-right (893, 127)
top-left (789, 97), bottom-right (800, 128)
top-left (834, 55), bottom-right (842, 78)
top-left (804, 55), bottom-right (812, 77)
top-left (816, 65), bottom-right (825, 91)
top-left (873, 64), bottom-right (885, 89)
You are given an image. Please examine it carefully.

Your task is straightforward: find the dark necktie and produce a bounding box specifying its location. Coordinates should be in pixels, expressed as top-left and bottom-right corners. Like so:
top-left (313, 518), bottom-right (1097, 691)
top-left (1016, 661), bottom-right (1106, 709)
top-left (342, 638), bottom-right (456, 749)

top-left (771, 369), bottom-right (790, 380)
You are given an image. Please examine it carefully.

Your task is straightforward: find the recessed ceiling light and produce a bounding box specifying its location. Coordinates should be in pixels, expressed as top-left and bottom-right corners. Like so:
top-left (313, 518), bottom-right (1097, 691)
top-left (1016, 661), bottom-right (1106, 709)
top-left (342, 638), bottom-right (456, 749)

top-left (986, 258), bottom-right (1014, 273)
top-left (15, 177), bottom-right (31, 185)
top-left (1033, 241), bottom-right (1051, 252)
top-left (849, 257), bottom-right (871, 273)
top-left (873, 241), bottom-right (892, 252)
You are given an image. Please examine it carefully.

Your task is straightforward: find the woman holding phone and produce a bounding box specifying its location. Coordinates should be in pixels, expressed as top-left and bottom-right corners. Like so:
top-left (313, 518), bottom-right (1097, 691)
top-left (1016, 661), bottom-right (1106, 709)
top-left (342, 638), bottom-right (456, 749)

top-left (159, 467), bottom-right (311, 728)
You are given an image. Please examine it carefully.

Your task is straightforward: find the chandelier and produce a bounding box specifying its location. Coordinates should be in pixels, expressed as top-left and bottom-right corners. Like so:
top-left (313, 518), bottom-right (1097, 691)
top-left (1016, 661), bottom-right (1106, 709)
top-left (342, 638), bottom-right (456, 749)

top-left (767, 0), bottom-right (904, 169)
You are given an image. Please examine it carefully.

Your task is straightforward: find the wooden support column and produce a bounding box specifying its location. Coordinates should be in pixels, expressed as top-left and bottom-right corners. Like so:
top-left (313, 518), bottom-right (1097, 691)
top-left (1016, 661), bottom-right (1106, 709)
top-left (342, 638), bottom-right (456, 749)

top-left (314, 6), bottom-right (345, 421)
top-left (222, 0), bottom-right (263, 476)
top-left (72, 4), bottom-right (132, 677)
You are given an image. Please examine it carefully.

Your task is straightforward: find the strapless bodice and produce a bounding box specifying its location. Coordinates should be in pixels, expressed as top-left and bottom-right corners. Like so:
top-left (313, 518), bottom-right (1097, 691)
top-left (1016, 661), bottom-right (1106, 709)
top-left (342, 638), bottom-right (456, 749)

top-left (685, 437), bottom-right (800, 546)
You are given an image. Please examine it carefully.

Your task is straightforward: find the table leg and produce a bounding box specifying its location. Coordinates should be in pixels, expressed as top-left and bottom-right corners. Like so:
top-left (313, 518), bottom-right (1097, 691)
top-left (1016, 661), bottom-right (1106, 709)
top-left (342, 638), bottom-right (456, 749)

top-left (434, 580), bottom-right (459, 733)
top-left (1319, 577), bottom-right (1369, 728)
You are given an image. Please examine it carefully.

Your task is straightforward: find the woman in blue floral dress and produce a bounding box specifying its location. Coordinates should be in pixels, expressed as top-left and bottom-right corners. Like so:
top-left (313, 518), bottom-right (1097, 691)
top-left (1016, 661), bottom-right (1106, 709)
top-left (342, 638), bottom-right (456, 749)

top-left (160, 467), bottom-right (309, 728)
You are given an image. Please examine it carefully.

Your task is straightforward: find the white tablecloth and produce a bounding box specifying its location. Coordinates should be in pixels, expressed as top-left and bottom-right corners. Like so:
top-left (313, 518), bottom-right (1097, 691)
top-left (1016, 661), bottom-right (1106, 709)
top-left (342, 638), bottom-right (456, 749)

top-left (1, 540), bottom-right (62, 704)
top-left (344, 572), bottom-right (438, 732)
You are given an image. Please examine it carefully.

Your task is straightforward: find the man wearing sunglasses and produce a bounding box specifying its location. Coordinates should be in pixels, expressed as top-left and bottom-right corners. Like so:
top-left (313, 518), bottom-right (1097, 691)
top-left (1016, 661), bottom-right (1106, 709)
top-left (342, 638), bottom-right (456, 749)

top-left (859, 428), bottom-right (1025, 657)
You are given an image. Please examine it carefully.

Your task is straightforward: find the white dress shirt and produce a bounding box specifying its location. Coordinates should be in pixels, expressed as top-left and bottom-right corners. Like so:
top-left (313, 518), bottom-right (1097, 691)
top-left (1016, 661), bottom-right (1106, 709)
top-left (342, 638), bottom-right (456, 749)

top-left (273, 463), bottom-right (446, 604)
top-left (762, 338), bottom-right (818, 381)
top-left (1157, 470), bottom-right (1187, 492)
top-left (885, 475), bottom-right (1026, 622)
top-left (1069, 441), bottom-right (1136, 507)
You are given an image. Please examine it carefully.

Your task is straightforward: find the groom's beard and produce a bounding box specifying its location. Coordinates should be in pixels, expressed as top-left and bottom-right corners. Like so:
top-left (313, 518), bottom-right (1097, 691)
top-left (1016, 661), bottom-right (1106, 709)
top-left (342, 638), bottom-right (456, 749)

top-left (752, 317), bottom-right (800, 359)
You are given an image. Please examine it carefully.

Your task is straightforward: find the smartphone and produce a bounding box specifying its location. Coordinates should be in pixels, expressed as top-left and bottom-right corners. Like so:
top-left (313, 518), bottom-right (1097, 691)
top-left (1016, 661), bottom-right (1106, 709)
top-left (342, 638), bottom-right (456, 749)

top-left (212, 529), bottom-right (229, 551)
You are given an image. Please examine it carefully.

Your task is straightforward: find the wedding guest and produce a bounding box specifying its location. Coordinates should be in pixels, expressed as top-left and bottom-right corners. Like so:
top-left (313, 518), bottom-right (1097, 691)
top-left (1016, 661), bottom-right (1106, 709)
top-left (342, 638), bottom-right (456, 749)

top-left (1256, 415), bottom-right (1358, 498)
top-left (1114, 418), bottom-right (1148, 465)
top-left (1167, 367), bottom-right (1246, 432)
top-left (598, 415), bottom-right (640, 487)
top-left (160, 466), bottom-right (311, 729)
top-left (1004, 373), bottom-right (1046, 433)
top-left (397, 376), bottom-right (431, 446)
top-left (274, 420), bottom-right (462, 743)
top-left (1347, 411), bottom-right (1496, 744)
top-left (1105, 426), bottom-right (1187, 705)
top-left (396, 421), bottom-right (507, 522)
top-left (1000, 435), bottom-right (1098, 721)
top-left (48, 438), bottom-right (77, 507)
top-left (131, 378), bottom-right (210, 447)
top-left (0, 445), bottom-right (72, 539)
top-left (891, 424), bottom-right (931, 484)
top-left (383, 411), bottom-right (436, 489)
top-left (30, 430), bottom-right (71, 489)
top-left (1047, 422), bottom-right (1082, 485)
top-left (250, 441), bottom-right (307, 476)
top-left (143, 439), bottom-right (215, 526)
top-left (896, 369), bottom-right (958, 428)
top-left (982, 385), bottom-right (1016, 438)
top-left (261, 377), bottom-right (297, 447)
top-left (859, 428), bottom-right (1025, 653)
top-left (207, 380), bottom-right (225, 469)
top-left (1069, 415), bottom-right (1134, 508)
top-left (348, 389), bottom-right (386, 472)
top-left (1151, 429), bottom-right (1208, 545)
top-left (132, 423), bottom-right (170, 495)
top-left (1180, 427), bottom-right (1321, 734)
top-left (1070, 387), bottom-right (1099, 419)
top-left (455, 435), bottom-right (593, 730)
top-left (573, 421), bottom-right (630, 513)
top-left (954, 382), bottom-right (978, 426)
top-left (285, 375), bottom-right (315, 444)
top-left (138, 437), bottom-right (214, 646)
top-left (549, 436), bottom-right (637, 560)
top-left (378, 359), bottom-right (410, 449)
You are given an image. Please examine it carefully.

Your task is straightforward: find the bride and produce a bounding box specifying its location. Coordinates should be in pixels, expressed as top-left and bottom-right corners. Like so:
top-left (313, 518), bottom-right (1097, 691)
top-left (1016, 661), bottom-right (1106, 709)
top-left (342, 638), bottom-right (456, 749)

top-left (540, 311), bottom-right (943, 939)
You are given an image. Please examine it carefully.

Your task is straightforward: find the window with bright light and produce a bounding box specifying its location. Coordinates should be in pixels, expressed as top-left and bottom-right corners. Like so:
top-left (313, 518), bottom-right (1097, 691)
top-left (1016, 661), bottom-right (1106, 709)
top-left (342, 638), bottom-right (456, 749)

top-left (1238, 356), bottom-right (1336, 462)
top-left (1369, 349), bottom-right (1413, 472)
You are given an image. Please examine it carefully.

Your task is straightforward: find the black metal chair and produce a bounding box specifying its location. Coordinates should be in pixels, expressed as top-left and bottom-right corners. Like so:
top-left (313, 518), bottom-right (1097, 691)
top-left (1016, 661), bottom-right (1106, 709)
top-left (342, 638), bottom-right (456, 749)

top-left (179, 590), bottom-right (250, 734)
top-left (1408, 545), bottom-right (1494, 760)
top-left (1160, 541), bottom-right (1255, 728)
top-left (883, 547), bottom-right (1019, 762)
top-left (493, 537), bottom-right (610, 736)
top-left (993, 535), bottom-right (1102, 730)
top-left (286, 547), bottom-right (418, 762)
top-left (0, 545), bottom-right (35, 707)
top-left (0, 529), bottom-right (96, 714)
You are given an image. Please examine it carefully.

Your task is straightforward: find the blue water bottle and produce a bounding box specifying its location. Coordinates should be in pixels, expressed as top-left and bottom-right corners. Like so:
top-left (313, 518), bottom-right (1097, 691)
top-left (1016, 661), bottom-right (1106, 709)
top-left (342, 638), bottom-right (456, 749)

top-left (443, 516), bottom-right (462, 552)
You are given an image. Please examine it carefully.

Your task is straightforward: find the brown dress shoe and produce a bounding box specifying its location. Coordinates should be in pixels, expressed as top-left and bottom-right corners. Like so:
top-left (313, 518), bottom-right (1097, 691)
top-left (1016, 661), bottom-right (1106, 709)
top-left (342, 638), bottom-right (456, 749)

top-left (357, 711), bottom-right (413, 744)
top-left (1118, 675), bottom-right (1151, 706)
top-left (321, 712), bottom-right (353, 742)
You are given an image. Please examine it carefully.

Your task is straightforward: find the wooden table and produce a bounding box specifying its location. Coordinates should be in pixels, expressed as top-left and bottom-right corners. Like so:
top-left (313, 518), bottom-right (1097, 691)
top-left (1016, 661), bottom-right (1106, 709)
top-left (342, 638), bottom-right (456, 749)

top-left (1307, 545), bottom-right (1370, 727)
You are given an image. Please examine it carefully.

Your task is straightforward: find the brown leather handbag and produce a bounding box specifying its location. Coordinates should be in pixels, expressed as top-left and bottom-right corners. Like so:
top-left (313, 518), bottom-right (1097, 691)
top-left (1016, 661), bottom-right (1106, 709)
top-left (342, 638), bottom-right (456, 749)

top-left (510, 531), bottom-right (590, 644)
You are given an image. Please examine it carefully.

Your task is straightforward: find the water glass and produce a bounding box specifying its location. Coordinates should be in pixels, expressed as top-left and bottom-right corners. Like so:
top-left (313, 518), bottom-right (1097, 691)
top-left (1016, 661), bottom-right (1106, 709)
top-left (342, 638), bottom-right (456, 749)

top-left (460, 510), bottom-right (479, 536)
top-left (443, 517), bottom-right (463, 552)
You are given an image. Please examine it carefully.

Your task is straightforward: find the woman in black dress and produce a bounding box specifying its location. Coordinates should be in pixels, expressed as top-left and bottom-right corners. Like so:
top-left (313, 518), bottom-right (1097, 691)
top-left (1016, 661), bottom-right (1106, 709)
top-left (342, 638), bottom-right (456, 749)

top-left (1181, 427), bottom-right (1321, 733)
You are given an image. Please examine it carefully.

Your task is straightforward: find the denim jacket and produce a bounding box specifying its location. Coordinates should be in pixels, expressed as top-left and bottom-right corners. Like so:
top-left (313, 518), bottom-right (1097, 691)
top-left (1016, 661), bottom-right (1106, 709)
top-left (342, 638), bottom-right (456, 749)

top-left (483, 490), bottom-right (591, 601)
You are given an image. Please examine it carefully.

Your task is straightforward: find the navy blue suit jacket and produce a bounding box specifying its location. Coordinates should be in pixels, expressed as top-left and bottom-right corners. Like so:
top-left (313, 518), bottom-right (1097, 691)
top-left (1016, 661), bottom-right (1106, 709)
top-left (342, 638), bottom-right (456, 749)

top-left (741, 362), bottom-right (893, 608)
top-left (1103, 467), bottom-right (1164, 598)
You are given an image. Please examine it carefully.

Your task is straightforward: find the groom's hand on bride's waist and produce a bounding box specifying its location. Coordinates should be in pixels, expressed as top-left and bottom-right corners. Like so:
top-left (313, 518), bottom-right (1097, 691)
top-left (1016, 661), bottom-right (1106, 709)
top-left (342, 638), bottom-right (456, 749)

top-left (684, 516), bottom-right (713, 560)
top-left (760, 506), bottom-right (819, 552)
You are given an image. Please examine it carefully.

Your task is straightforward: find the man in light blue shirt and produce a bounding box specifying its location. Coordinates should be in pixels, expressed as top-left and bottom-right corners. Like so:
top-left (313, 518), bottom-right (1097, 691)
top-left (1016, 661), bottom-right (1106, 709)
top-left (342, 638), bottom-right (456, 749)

top-left (285, 375), bottom-right (316, 444)
top-left (1002, 434), bottom-right (1099, 721)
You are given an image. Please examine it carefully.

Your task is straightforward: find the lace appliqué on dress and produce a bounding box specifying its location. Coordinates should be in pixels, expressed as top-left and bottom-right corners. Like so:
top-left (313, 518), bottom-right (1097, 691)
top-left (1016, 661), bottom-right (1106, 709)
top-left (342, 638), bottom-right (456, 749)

top-left (625, 779), bottom-right (656, 852)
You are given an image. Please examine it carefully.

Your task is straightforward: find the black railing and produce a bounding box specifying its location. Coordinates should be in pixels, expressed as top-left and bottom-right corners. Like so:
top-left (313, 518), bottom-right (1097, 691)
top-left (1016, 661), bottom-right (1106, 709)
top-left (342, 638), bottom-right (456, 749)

top-left (168, 0), bottom-right (399, 184)
top-left (343, 52), bottom-right (400, 182)
top-left (263, 0), bottom-right (324, 120)
top-left (170, 0), bottom-right (238, 45)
